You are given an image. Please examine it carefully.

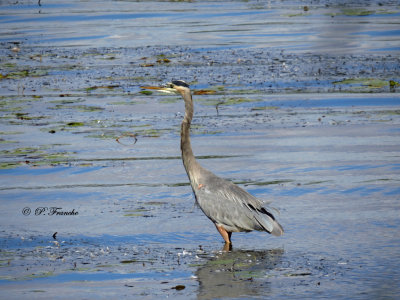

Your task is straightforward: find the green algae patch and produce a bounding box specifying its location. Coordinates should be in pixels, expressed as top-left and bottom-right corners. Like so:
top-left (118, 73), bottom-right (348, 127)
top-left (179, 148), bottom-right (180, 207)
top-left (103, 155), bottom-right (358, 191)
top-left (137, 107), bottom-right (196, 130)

top-left (50, 104), bottom-right (104, 112)
top-left (0, 131), bottom-right (23, 135)
top-left (0, 69), bottom-right (48, 80)
top-left (120, 260), bottom-right (137, 264)
top-left (138, 128), bottom-right (162, 138)
top-left (380, 110), bottom-right (400, 115)
top-left (123, 213), bottom-right (145, 217)
top-left (286, 12), bottom-right (310, 17)
top-left (333, 78), bottom-right (394, 90)
top-left (341, 9), bottom-right (374, 16)
top-left (14, 112), bottom-right (49, 121)
top-left (389, 80), bottom-right (400, 87)
top-left (1, 270), bottom-right (56, 282)
top-left (85, 85), bottom-right (121, 92)
top-left (49, 98), bottom-right (85, 105)
top-left (66, 122), bottom-right (85, 127)
top-left (223, 97), bottom-right (256, 106)
top-left (25, 271), bottom-right (55, 280)
top-left (327, 8), bottom-right (399, 18)
top-left (140, 90), bottom-right (153, 95)
top-left (0, 162), bottom-right (23, 169)
top-left (1, 62), bottom-right (17, 68)
top-left (0, 139), bottom-right (18, 144)
top-left (44, 121), bottom-right (90, 134)
top-left (0, 145), bottom-right (73, 168)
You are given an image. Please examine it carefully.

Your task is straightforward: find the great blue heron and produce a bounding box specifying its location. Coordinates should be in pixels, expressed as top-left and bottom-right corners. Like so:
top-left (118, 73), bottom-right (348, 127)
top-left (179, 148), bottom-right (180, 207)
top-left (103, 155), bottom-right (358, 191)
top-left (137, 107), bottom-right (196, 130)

top-left (166, 80), bottom-right (283, 245)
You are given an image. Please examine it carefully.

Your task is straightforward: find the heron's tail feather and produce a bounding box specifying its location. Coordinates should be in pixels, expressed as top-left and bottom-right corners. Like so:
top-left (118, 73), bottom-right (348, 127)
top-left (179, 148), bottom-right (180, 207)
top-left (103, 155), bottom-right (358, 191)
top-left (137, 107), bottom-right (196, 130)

top-left (269, 219), bottom-right (284, 236)
top-left (253, 211), bottom-right (284, 236)
top-left (247, 203), bottom-right (284, 236)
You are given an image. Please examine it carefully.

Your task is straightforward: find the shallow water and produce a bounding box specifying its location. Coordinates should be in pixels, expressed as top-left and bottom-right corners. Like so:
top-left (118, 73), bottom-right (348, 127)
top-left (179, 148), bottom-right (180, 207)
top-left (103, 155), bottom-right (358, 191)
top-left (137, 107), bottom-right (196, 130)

top-left (1, 0), bottom-right (400, 299)
top-left (1, 0), bottom-right (400, 53)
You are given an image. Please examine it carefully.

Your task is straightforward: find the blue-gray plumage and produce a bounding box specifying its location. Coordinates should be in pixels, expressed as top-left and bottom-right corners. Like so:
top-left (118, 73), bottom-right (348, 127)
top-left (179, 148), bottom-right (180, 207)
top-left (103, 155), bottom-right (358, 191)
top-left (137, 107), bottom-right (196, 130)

top-left (168, 80), bottom-right (283, 245)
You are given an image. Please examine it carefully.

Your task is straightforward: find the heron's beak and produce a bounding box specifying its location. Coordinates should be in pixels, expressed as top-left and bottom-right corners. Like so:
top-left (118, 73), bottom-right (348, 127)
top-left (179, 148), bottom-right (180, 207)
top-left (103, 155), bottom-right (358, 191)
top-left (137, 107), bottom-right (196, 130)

top-left (140, 83), bottom-right (177, 94)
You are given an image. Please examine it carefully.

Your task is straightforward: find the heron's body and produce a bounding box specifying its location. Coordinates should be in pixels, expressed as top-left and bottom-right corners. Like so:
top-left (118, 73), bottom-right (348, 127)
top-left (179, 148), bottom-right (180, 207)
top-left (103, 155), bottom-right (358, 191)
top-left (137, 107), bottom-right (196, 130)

top-left (170, 80), bottom-right (283, 245)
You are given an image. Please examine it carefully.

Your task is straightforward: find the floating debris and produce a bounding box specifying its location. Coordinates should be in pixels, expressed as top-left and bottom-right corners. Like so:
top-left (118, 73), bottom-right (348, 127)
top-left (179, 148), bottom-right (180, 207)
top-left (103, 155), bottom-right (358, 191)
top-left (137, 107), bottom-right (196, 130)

top-left (171, 285), bottom-right (185, 290)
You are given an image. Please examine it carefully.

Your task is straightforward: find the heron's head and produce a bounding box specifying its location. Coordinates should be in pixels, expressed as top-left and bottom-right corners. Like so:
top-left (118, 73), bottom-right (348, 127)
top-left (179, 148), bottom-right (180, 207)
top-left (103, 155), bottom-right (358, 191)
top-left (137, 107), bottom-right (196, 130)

top-left (165, 80), bottom-right (190, 95)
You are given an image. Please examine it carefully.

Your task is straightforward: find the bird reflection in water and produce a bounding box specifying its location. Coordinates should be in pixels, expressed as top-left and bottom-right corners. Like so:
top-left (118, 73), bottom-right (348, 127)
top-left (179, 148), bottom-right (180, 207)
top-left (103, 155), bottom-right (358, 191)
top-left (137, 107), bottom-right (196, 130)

top-left (195, 248), bottom-right (284, 299)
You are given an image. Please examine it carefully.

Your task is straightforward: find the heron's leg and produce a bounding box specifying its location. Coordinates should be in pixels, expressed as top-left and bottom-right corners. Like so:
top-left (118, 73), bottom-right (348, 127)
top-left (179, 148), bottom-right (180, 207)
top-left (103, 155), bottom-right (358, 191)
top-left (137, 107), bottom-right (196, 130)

top-left (222, 242), bottom-right (232, 252)
top-left (215, 224), bottom-right (232, 244)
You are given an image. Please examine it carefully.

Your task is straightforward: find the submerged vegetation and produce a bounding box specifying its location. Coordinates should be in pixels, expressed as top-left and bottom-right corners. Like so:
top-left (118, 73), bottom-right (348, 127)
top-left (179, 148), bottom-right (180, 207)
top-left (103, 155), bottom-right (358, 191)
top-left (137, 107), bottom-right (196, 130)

top-left (333, 78), bottom-right (399, 90)
top-left (0, 46), bottom-right (398, 170)
top-left (0, 144), bottom-right (73, 168)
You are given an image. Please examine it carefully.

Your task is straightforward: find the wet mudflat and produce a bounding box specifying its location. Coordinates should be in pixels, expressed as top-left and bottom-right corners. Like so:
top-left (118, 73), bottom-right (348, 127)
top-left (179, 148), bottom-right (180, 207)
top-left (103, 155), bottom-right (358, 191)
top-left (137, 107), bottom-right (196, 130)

top-left (1, 0), bottom-right (400, 299)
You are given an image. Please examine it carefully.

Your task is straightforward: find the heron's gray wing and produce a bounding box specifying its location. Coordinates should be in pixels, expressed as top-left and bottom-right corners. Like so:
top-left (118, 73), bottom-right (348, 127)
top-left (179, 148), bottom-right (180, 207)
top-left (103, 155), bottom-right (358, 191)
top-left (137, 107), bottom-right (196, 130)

top-left (194, 173), bottom-right (283, 236)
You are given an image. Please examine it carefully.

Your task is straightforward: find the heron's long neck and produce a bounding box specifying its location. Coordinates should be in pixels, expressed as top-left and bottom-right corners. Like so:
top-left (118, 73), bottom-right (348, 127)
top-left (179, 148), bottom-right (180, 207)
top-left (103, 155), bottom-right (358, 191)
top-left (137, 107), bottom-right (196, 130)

top-left (180, 91), bottom-right (200, 182)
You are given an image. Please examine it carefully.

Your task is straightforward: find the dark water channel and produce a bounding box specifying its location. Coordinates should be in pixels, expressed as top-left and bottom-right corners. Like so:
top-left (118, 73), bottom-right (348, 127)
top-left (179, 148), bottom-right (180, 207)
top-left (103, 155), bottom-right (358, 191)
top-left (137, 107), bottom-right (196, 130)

top-left (0, 0), bottom-right (400, 299)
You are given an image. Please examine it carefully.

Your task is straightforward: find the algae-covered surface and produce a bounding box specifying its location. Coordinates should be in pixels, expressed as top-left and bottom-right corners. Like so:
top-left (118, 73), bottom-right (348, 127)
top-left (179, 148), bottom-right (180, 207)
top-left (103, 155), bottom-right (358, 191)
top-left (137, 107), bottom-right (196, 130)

top-left (1, 0), bottom-right (400, 299)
